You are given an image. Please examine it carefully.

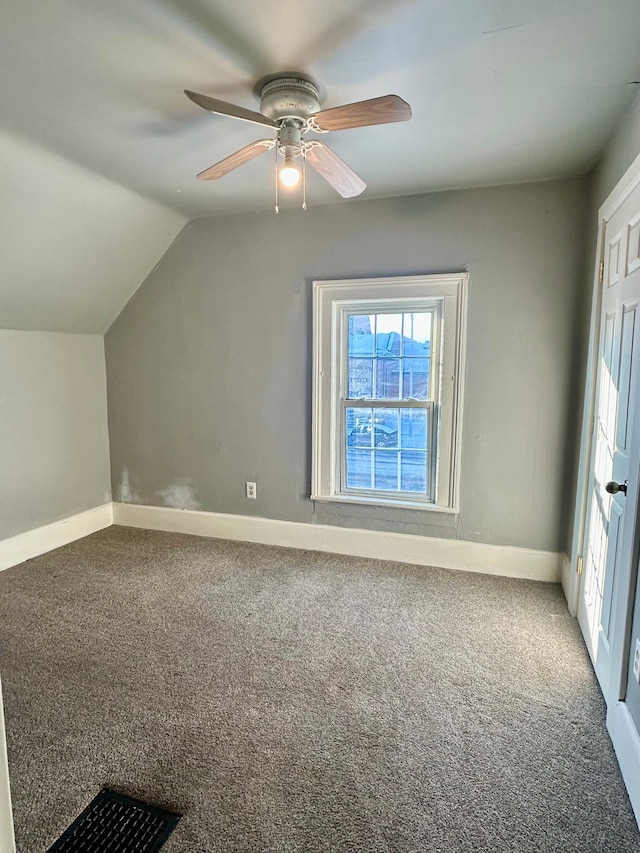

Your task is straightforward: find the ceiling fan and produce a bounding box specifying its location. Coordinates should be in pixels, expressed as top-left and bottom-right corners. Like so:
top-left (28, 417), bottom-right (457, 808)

top-left (185, 73), bottom-right (411, 206)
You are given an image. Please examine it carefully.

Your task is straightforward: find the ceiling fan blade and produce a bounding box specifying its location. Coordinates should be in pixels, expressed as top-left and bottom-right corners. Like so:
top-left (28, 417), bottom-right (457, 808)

top-left (197, 140), bottom-right (274, 181)
top-left (308, 94), bottom-right (411, 132)
top-left (185, 90), bottom-right (278, 129)
top-left (305, 142), bottom-right (366, 198)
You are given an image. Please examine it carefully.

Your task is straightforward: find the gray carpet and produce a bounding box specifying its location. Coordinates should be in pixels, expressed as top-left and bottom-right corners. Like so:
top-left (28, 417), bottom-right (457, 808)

top-left (0, 526), bottom-right (638, 852)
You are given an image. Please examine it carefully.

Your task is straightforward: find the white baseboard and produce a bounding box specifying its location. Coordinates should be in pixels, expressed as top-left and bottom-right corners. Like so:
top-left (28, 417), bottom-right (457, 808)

top-left (0, 503), bottom-right (113, 572)
top-left (0, 501), bottom-right (562, 582)
top-left (113, 503), bottom-right (562, 582)
top-left (608, 701), bottom-right (640, 827)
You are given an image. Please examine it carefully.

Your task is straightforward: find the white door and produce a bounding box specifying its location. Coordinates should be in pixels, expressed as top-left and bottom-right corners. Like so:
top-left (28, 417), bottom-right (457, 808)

top-left (578, 180), bottom-right (640, 701)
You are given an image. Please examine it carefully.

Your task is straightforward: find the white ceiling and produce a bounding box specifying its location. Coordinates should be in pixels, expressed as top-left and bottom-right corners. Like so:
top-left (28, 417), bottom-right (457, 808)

top-left (2, 0), bottom-right (640, 219)
top-left (1, 1), bottom-right (640, 334)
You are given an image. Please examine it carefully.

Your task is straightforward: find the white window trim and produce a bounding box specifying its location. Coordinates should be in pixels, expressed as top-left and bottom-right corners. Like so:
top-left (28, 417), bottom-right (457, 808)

top-left (312, 273), bottom-right (468, 513)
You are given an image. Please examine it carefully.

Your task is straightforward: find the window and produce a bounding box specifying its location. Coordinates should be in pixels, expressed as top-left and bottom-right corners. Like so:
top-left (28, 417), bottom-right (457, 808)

top-left (312, 274), bottom-right (468, 512)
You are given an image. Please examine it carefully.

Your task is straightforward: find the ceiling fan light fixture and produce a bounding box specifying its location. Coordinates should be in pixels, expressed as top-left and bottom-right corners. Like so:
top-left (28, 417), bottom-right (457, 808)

top-left (186, 74), bottom-right (411, 208)
top-left (279, 153), bottom-right (300, 188)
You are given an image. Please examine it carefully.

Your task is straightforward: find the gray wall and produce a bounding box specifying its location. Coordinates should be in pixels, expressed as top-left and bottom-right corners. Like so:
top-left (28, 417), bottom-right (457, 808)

top-left (594, 90), bottom-right (640, 211)
top-left (106, 177), bottom-right (589, 553)
top-left (0, 330), bottom-right (111, 541)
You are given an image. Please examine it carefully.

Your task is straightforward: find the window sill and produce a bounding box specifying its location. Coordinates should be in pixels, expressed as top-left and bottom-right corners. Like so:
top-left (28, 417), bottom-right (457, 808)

top-left (311, 493), bottom-right (459, 514)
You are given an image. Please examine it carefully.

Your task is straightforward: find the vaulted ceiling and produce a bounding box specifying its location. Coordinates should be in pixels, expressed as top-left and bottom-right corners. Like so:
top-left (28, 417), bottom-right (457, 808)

top-left (0, 128), bottom-right (185, 334)
top-left (2, 0), bottom-right (640, 332)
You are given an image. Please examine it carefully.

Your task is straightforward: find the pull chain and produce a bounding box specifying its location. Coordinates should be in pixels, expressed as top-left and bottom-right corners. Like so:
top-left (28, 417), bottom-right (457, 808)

top-left (274, 143), bottom-right (279, 213)
top-left (302, 146), bottom-right (307, 211)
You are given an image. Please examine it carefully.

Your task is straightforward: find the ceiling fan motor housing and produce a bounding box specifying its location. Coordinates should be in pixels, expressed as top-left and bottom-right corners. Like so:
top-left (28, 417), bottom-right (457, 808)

top-left (278, 122), bottom-right (303, 158)
top-left (259, 77), bottom-right (321, 122)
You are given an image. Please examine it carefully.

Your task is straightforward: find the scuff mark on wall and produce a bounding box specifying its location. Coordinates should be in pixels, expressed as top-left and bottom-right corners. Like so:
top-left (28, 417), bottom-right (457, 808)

top-left (157, 479), bottom-right (201, 510)
top-left (116, 468), bottom-right (142, 504)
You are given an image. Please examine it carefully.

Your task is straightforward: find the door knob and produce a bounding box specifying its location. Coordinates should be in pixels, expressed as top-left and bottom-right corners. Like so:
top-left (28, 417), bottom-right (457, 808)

top-left (605, 480), bottom-right (628, 496)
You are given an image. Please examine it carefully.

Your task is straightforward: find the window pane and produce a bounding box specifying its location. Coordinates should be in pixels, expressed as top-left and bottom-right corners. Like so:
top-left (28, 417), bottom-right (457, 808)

top-left (400, 409), bottom-right (428, 449)
top-left (373, 450), bottom-right (398, 490)
top-left (373, 408), bottom-right (398, 448)
top-left (375, 358), bottom-right (400, 398)
top-left (348, 358), bottom-right (373, 398)
top-left (403, 312), bottom-right (432, 347)
top-left (376, 314), bottom-right (402, 357)
top-left (346, 407), bottom-right (372, 447)
top-left (402, 312), bottom-right (431, 400)
top-left (346, 448), bottom-right (372, 489)
top-left (402, 357), bottom-right (430, 400)
top-left (400, 451), bottom-right (428, 493)
top-left (348, 314), bottom-right (375, 356)
top-left (376, 314), bottom-right (402, 340)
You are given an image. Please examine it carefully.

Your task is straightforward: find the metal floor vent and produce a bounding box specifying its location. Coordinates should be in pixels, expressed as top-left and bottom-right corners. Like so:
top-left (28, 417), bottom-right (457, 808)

top-left (46, 788), bottom-right (180, 852)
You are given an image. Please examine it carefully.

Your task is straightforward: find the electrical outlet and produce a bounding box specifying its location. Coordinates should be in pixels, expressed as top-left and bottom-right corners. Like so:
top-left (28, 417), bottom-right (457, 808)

top-left (634, 640), bottom-right (640, 685)
top-left (246, 481), bottom-right (257, 500)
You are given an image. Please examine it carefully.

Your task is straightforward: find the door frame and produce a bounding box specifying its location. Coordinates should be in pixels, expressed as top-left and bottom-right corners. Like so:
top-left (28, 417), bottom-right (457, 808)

top-left (0, 676), bottom-right (15, 853)
top-left (569, 149), bottom-right (640, 692)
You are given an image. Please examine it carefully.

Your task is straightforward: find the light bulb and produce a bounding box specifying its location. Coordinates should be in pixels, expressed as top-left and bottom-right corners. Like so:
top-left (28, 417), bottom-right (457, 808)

top-left (280, 155), bottom-right (300, 188)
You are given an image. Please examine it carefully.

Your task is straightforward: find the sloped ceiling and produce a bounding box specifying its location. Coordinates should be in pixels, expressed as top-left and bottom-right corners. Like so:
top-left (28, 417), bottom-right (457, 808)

top-left (1, 1), bottom-right (640, 331)
top-left (0, 129), bottom-right (186, 333)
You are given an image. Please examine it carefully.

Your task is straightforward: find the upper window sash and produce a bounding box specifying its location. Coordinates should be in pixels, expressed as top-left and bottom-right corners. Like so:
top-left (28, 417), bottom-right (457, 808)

top-left (341, 305), bottom-right (440, 405)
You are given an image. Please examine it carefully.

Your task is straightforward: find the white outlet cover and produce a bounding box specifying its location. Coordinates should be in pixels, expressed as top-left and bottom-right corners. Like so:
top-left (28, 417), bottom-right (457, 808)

top-left (634, 640), bottom-right (640, 685)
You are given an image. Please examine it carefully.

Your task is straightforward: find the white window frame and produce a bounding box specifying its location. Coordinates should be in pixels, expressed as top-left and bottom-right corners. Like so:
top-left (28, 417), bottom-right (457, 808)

top-left (312, 274), bottom-right (468, 513)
